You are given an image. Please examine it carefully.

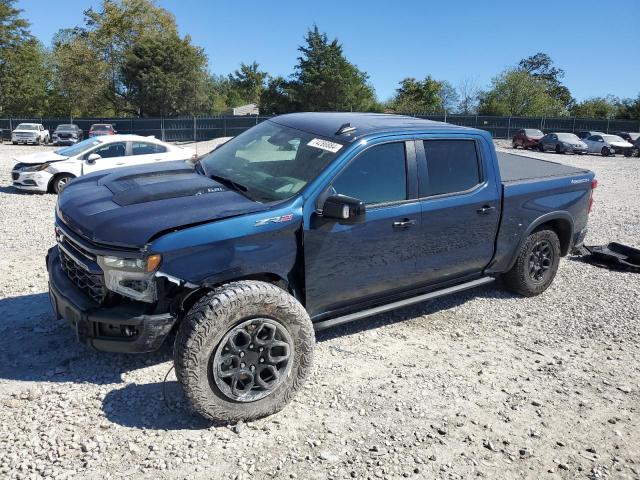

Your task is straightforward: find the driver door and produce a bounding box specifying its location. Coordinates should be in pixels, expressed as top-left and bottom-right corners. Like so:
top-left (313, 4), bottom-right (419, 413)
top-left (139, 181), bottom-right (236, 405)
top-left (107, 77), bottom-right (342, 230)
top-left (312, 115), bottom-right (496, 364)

top-left (81, 141), bottom-right (128, 174)
top-left (304, 140), bottom-right (422, 317)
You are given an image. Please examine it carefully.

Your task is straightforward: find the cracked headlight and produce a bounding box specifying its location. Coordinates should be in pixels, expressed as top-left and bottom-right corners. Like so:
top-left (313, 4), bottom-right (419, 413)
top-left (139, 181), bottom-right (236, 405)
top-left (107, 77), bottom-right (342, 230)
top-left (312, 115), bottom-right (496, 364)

top-left (97, 254), bottom-right (162, 302)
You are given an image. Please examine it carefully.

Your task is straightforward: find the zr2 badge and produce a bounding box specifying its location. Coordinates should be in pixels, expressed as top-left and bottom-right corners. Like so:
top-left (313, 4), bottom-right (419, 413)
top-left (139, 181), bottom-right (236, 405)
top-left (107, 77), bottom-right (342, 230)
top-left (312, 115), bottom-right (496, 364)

top-left (254, 214), bottom-right (294, 227)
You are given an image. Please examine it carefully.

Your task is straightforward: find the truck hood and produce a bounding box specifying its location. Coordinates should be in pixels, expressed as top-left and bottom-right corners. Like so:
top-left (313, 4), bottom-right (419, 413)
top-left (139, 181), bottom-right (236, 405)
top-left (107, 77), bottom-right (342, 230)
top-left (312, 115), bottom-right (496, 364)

top-left (14, 151), bottom-right (67, 165)
top-left (56, 161), bottom-right (270, 248)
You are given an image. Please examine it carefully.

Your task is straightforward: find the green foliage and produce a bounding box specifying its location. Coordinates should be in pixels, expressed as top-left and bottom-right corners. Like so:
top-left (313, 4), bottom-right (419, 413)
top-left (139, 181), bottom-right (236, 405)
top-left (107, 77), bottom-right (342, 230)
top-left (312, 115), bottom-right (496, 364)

top-left (228, 62), bottom-right (267, 105)
top-left (570, 96), bottom-right (620, 119)
top-left (518, 52), bottom-right (573, 109)
top-left (0, 0), bottom-right (49, 116)
top-left (122, 32), bottom-right (209, 116)
top-left (260, 76), bottom-right (296, 115)
top-left (288, 25), bottom-right (378, 112)
top-left (478, 69), bottom-right (565, 117)
top-left (617, 95), bottom-right (640, 120)
top-left (388, 76), bottom-right (445, 114)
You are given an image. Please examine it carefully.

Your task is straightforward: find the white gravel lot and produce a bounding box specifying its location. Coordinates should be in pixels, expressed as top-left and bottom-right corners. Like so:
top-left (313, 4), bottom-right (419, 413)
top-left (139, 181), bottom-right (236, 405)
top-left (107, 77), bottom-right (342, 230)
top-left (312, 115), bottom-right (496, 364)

top-left (0, 139), bottom-right (638, 480)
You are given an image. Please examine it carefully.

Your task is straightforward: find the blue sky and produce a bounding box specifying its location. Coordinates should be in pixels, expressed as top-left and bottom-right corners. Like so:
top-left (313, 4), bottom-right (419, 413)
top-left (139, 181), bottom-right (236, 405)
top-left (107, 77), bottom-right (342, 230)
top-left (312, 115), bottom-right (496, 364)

top-left (16, 0), bottom-right (640, 102)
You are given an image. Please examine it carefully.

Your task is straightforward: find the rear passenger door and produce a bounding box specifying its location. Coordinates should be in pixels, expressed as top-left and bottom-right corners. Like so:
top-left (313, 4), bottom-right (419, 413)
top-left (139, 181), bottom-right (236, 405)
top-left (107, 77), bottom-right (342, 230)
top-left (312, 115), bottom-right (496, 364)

top-left (415, 137), bottom-right (501, 284)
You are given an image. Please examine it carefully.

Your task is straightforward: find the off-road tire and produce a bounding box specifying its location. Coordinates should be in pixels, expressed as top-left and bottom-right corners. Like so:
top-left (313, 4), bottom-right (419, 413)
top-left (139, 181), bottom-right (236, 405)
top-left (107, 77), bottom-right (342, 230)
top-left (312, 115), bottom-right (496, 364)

top-left (502, 229), bottom-right (561, 297)
top-left (174, 281), bottom-right (315, 422)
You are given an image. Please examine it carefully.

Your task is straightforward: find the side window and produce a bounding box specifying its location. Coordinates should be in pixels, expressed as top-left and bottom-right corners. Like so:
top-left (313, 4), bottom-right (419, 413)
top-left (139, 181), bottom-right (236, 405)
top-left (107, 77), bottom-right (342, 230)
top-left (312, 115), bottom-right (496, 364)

top-left (332, 142), bottom-right (407, 205)
top-left (90, 142), bottom-right (127, 159)
top-left (131, 142), bottom-right (167, 155)
top-left (422, 140), bottom-right (481, 196)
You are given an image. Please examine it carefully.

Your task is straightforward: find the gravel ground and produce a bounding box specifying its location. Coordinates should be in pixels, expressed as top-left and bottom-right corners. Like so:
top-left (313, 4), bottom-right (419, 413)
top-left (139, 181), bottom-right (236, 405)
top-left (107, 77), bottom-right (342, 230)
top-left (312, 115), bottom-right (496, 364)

top-left (0, 139), bottom-right (638, 480)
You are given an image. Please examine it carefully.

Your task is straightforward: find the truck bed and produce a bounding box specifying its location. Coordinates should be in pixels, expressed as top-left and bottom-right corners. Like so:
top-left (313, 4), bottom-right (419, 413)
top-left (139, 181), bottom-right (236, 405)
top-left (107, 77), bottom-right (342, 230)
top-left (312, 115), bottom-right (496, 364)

top-left (497, 152), bottom-right (589, 184)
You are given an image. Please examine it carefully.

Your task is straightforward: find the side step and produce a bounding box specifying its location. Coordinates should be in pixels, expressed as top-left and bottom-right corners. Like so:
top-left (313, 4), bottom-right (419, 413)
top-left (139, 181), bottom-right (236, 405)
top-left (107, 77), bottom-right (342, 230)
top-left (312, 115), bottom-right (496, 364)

top-left (313, 276), bottom-right (495, 331)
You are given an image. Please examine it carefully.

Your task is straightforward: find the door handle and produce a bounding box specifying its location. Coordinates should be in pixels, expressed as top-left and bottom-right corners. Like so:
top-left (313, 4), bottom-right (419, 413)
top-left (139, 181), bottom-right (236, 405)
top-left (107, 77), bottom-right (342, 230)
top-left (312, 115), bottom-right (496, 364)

top-left (392, 218), bottom-right (416, 229)
top-left (477, 205), bottom-right (496, 215)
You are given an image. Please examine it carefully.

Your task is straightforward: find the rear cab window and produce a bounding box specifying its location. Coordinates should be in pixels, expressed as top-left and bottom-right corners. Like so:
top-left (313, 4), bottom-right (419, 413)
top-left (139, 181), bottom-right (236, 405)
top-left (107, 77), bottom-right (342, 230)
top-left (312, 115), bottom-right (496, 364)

top-left (131, 142), bottom-right (167, 155)
top-left (421, 140), bottom-right (482, 196)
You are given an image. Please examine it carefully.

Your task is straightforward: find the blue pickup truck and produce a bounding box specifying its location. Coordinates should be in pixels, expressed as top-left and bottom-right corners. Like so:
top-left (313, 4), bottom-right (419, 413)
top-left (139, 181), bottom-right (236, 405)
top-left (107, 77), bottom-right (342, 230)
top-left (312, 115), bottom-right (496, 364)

top-left (47, 113), bottom-right (596, 421)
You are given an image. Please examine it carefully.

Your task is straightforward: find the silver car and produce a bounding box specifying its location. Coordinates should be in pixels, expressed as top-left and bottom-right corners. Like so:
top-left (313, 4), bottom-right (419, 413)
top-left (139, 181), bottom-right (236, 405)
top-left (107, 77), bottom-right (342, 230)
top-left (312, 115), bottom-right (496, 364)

top-left (583, 134), bottom-right (634, 157)
top-left (538, 132), bottom-right (588, 154)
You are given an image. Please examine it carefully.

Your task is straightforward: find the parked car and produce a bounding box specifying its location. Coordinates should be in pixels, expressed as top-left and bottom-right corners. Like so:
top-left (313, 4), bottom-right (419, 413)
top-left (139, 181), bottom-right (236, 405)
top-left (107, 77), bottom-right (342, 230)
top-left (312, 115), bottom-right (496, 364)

top-left (11, 135), bottom-right (194, 194)
top-left (583, 134), bottom-right (634, 157)
top-left (11, 123), bottom-right (49, 145)
top-left (512, 128), bottom-right (544, 149)
top-left (576, 130), bottom-right (605, 140)
top-left (47, 112), bottom-right (596, 421)
top-left (52, 124), bottom-right (83, 145)
top-left (615, 132), bottom-right (640, 147)
top-left (538, 132), bottom-right (588, 154)
top-left (88, 123), bottom-right (117, 137)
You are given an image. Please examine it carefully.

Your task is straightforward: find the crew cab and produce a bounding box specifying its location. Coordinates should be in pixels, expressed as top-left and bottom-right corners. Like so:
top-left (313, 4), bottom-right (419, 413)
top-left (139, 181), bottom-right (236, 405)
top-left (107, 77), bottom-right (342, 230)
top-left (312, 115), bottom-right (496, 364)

top-left (47, 113), bottom-right (596, 422)
top-left (11, 135), bottom-right (194, 194)
top-left (52, 124), bottom-right (83, 145)
top-left (11, 123), bottom-right (49, 145)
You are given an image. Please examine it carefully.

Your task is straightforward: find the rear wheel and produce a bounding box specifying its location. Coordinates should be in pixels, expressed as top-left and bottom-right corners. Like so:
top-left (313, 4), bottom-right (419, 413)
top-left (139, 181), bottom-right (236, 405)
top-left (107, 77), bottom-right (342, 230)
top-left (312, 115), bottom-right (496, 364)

top-left (174, 281), bottom-right (315, 422)
top-left (512, 141), bottom-right (518, 149)
top-left (601, 147), bottom-right (610, 157)
top-left (502, 229), bottom-right (561, 297)
top-left (555, 144), bottom-right (564, 154)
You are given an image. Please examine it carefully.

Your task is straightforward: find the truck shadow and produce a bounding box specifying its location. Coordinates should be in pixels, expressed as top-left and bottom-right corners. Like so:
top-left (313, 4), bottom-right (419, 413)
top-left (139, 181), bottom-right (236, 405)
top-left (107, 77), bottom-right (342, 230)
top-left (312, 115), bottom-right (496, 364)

top-left (2, 285), bottom-right (515, 431)
top-left (0, 292), bottom-right (172, 386)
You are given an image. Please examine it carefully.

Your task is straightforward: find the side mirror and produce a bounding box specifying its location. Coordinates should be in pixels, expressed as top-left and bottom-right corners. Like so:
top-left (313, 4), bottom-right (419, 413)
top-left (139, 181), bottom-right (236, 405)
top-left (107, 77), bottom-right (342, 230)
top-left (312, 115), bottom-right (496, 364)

top-left (322, 194), bottom-right (366, 223)
top-left (87, 153), bottom-right (101, 164)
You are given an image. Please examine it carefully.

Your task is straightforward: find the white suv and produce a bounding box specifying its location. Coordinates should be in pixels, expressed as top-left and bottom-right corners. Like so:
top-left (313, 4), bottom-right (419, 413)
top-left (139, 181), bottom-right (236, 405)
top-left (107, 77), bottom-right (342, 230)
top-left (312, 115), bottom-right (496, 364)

top-left (11, 135), bottom-right (195, 194)
top-left (11, 123), bottom-right (50, 145)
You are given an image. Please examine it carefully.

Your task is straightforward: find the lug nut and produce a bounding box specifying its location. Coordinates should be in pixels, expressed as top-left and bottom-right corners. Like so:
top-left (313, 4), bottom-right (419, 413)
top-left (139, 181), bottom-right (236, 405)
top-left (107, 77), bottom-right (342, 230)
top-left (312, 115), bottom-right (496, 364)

top-left (250, 365), bottom-right (255, 371)
top-left (259, 358), bottom-right (264, 363)
top-left (240, 362), bottom-right (245, 368)
top-left (249, 344), bottom-right (254, 349)
top-left (239, 351), bottom-right (245, 358)
top-left (259, 347), bottom-right (264, 352)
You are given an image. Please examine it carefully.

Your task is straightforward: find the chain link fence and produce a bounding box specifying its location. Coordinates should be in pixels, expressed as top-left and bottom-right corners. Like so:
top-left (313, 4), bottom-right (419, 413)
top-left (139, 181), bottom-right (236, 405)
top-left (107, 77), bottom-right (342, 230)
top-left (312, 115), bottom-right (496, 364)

top-left (1, 114), bottom-right (639, 142)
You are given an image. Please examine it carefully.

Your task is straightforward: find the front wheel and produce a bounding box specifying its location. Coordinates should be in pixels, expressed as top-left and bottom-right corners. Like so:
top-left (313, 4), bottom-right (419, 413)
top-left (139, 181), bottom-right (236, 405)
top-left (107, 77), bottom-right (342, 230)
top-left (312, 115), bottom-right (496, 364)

top-left (174, 281), bottom-right (315, 422)
top-left (555, 144), bottom-right (564, 154)
top-left (52, 174), bottom-right (74, 194)
top-left (502, 229), bottom-right (561, 297)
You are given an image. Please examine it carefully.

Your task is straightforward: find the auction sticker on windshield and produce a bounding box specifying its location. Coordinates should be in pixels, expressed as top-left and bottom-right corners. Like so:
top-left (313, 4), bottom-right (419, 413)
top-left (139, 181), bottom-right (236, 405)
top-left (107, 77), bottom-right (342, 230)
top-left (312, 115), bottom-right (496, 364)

top-left (307, 138), bottom-right (343, 153)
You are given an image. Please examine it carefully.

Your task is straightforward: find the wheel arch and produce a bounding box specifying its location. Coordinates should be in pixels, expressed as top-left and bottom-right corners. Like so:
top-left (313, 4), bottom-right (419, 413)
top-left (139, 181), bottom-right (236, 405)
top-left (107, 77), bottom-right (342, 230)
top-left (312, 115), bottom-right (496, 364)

top-left (506, 212), bottom-right (574, 271)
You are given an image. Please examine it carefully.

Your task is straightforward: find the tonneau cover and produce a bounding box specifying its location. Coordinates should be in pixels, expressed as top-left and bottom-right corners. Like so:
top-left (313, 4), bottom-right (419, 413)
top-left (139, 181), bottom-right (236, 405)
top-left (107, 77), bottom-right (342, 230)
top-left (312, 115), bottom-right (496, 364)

top-left (497, 152), bottom-right (589, 183)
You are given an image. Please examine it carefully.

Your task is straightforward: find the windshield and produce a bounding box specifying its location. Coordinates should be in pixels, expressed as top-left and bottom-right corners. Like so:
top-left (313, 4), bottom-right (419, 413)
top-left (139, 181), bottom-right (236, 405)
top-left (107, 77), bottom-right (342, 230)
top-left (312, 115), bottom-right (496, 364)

top-left (91, 124), bottom-right (111, 131)
top-left (557, 133), bottom-right (580, 142)
top-left (603, 135), bottom-right (625, 143)
top-left (56, 125), bottom-right (75, 131)
top-left (629, 133), bottom-right (640, 141)
top-left (525, 129), bottom-right (543, 136)
top-left (16, 124), bottom-right (38, 130)
top-left (55, 138), bottom-right (102, 157)
top-left (200, 120), bottom-right (345, 202)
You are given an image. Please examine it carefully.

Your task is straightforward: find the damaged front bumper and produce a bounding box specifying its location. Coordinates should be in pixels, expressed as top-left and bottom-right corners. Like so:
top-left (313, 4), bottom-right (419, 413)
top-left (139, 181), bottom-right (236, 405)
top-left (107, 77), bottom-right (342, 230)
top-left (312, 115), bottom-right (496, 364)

top-left (47, 247), bottom-right (176, 353)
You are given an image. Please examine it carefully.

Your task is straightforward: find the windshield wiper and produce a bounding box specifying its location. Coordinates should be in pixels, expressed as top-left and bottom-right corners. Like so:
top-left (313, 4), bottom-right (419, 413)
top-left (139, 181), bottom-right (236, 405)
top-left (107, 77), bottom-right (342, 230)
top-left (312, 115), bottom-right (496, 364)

top-left (209, 173), bottom-right (256, 200)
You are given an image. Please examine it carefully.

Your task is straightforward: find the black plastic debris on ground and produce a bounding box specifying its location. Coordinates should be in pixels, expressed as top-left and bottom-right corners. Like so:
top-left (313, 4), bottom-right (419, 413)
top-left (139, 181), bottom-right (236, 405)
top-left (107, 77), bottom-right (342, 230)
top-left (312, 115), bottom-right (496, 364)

top-left (574, 242), bottom-right (640, 273)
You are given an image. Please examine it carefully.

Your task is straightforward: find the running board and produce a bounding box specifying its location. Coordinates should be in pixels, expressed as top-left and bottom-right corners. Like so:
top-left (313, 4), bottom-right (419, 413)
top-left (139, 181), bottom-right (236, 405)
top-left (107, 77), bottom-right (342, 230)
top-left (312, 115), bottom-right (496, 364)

top-left (313, 276), bottom-right (495, 331)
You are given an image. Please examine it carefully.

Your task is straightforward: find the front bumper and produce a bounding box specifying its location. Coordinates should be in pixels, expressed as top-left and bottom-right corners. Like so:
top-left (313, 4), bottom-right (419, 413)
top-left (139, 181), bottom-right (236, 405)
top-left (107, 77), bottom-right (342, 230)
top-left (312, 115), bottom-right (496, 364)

top-left (47, 247), bottom-right (176, 353)
top-left (53, 137), bottom-right (78, 145)
top-left (11, 169), bottom-right (51, 192)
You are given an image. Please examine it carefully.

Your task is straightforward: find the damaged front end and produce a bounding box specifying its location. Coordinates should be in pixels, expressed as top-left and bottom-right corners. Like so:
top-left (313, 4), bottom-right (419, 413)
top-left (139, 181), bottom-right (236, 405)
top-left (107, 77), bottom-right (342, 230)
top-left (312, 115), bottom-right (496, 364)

top-left (47, 223), bottom-right (199, 353)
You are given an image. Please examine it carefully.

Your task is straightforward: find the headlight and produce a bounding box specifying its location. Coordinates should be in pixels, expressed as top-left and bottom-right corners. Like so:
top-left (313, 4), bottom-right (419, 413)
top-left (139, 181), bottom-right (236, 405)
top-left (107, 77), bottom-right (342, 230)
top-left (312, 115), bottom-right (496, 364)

top-left (23, 163), bottom-right (50, 172)
top-left (97, 254), bottom-right (162, 302)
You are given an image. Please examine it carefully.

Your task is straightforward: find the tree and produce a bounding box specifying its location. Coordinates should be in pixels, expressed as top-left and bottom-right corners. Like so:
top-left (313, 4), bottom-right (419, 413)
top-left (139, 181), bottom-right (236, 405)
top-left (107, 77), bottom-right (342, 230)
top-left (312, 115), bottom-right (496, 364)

top-left (570, 96), bottom-right (620, 119)
top-left (478, 69), bottom-right (564, 117)
top-left (518, 52), bottom-right (573, 109)
top-left (260, 76), bottom-right (296, 114)
top-left (0, 0), bottom-right (50, 116)
top-left (228, 61), bottom-right (267, 105)
top-left (438, 80), bottom-right (459, 113)
top-left (457, 77), bottom-right (480, 114)
top-left (290, 25), bottom-right (378, 112)
top-left (388, 76), bottom-right (444, 114)
top-left (122, 32), bottom-right (210, 116)
top-left (617, 94), bottom-right (640, 120)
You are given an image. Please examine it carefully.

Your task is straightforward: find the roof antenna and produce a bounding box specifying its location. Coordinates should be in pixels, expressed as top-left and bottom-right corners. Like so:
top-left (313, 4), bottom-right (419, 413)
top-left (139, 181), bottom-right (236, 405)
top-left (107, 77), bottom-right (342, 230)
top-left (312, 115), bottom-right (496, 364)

top-left (335, 123), bottom-right (356, 135)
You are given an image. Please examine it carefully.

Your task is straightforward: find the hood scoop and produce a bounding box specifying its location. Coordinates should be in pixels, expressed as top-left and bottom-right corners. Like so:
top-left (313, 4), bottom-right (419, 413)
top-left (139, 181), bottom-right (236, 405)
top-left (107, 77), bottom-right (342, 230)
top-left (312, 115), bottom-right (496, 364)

top-left (105, 169), bottom-right (227, 206)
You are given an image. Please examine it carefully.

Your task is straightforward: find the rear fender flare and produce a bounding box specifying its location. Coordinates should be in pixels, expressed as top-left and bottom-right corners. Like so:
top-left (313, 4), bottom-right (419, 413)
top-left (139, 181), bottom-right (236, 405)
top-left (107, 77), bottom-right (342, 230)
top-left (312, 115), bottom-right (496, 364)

top-left (505, 211), bottom-right (575, 271)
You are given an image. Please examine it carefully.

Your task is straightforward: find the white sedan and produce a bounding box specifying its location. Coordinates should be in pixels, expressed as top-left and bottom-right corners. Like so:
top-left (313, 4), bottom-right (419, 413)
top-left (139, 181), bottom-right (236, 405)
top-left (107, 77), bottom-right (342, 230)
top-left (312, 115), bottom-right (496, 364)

top-left (11, 135), bottom-right (195, 194)
top-left (583, 134), bottom-right (634, 157)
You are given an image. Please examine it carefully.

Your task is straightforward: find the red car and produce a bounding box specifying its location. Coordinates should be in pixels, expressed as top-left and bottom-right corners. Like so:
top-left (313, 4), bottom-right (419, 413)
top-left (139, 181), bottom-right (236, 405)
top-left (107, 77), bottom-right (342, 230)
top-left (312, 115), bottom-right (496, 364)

top-left (88, 123), bottom-right (117, 137)
top-left (512, 129), bottom-right (544, 149)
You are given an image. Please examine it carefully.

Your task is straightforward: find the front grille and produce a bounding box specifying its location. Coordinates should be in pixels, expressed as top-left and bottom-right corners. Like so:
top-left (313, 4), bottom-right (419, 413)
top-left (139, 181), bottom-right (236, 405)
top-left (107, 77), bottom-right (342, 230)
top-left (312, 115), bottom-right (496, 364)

top-left (59, 248), bottom-right (107, 304)
top-left (11, 172), bottom-right (18, 180)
